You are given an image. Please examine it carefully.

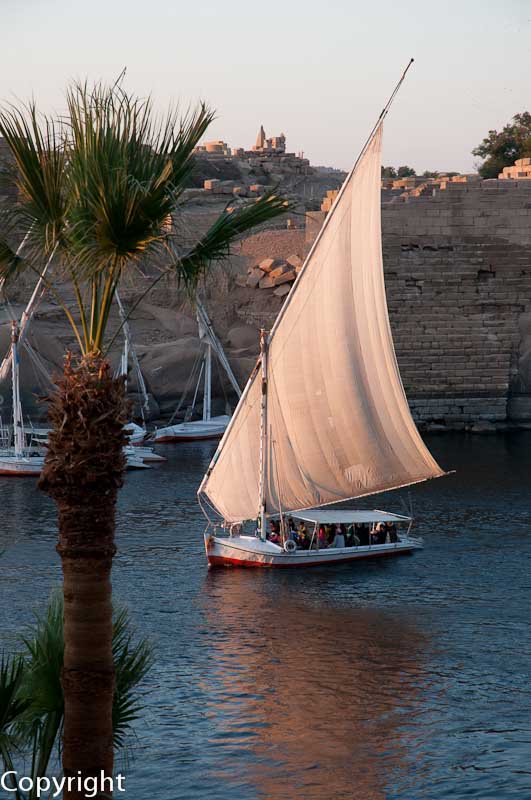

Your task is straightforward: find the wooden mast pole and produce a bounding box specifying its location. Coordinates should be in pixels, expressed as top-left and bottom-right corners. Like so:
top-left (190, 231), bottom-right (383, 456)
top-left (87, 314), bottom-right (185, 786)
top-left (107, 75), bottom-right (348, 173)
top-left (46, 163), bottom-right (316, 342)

top-left (11, 322), bottom-right (24, 458)
top-left (258, 329), bottom-right (268, 540)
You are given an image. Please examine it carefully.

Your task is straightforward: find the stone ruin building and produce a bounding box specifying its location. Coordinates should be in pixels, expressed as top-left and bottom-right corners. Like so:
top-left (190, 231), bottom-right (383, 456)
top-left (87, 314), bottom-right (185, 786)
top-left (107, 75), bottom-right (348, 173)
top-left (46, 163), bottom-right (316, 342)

top-left (304, 164), bottom-right (531, 431)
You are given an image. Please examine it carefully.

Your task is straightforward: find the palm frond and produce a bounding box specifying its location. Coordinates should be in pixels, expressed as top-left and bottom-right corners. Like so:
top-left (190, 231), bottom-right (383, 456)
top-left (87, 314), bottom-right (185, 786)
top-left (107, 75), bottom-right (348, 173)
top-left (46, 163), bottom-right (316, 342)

top-left (65, 83), bottom-right (215, 280)
top-left (112, 607), bottom-right (154, 748)
top-left (0, 238), bottom-right (24, 282)
top-left (0, 655), bottom-right (30, 783)
top-left (0, 102), bottom-right (67, 257)
top-left (173, 192), bottom-right (290, 289)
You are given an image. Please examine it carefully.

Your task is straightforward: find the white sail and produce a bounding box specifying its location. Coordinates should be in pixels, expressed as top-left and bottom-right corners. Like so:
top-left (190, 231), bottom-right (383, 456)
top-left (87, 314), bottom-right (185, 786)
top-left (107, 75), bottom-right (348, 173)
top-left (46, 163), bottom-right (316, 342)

top-left (199, 125), bottom-right (445, 523)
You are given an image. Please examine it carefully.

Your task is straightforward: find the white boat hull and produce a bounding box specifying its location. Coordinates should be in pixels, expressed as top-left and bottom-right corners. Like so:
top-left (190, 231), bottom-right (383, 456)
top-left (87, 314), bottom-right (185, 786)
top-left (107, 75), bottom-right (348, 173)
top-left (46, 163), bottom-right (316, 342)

top-left (124, 422), bottom-right (147, 445)
top-left (124, 445), bottom-right (166, 463)
top-left (154, 415), bottom-right (230, 442)
top-left (0, 456), bottom-right (45, 476)
top-left (204, 533), bottom-right (423, 568)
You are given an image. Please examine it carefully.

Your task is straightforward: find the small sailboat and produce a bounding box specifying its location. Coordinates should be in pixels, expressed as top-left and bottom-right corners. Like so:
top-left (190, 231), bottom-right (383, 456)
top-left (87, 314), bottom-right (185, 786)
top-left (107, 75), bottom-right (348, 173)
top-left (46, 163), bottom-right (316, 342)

top-left (153, 299), bottom-right (241, 442)
top-left (198, 64), bottom-right (448, 568)
top-left (0, 322), bottom-right (45, 476)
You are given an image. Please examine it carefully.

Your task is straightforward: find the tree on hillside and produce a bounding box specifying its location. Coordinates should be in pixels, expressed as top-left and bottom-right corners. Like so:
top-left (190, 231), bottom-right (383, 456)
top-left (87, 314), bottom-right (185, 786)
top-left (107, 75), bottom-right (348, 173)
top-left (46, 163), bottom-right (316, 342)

top-left (0, 82), bottom-right (288, 798)
top-left (381, 165), bottom-right (416, 180)
top-left (472, 112), bottom-right (531, 178)
top-left (396, 165), bottom-right (416, 178)
top-left (381, 165), bottom-right (397, 180)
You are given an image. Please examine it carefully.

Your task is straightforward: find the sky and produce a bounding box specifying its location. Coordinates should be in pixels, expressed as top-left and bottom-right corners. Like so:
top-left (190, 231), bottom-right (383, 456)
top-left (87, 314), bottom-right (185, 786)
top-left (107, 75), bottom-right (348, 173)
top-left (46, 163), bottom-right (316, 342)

top-left (1, 0), bottom-right (530, 173)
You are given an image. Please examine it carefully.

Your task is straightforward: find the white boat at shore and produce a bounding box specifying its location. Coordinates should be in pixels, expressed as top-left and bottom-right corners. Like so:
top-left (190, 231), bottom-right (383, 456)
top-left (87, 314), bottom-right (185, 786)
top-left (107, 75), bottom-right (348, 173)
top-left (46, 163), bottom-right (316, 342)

top-left (153, 300), bottom-right (241, 443)
top-left (0, 323), bottom-right (45, 477)
top-left (198, 69), bottom-right (447, 569)
top-left (154, 415), bottom-right (231, 442)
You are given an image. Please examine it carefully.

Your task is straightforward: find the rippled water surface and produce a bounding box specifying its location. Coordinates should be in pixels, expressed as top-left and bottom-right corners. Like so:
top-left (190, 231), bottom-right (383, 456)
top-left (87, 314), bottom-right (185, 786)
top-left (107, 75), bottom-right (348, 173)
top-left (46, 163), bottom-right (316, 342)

top-left (1, 433), bottom-right (530, 800)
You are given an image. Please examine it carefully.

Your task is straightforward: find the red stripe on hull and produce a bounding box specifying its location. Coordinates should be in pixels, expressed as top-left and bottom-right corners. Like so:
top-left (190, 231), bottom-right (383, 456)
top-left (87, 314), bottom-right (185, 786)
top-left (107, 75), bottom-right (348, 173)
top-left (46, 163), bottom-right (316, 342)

top-left (207, 549), bottom-right (412, 569)
top-left (0, 470), bottom-right (40, 476)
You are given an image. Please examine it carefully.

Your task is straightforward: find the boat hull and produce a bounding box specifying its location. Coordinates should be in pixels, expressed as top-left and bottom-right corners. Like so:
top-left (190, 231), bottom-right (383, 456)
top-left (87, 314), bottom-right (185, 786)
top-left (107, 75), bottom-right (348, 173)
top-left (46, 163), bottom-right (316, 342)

top-left (0, 457), bottom-right (44, 476)
top-left (154, 416), bottom-right (230, 443)
top-left (204, 534), bottom-right (422, 568)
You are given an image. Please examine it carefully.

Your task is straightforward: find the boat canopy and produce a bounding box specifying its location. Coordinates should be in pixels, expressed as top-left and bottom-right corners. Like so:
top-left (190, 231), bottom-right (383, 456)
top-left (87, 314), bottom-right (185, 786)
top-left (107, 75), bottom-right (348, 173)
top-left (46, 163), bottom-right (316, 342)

top-left (289, 509), bottom-right (411, 524)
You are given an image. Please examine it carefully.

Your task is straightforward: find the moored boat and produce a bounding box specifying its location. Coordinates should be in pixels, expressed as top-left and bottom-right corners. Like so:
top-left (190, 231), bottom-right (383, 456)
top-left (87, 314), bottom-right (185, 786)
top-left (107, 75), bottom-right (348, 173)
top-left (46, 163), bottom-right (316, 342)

top-left (198, 63), bottom-right (448, 570)
top-left (154, 415), bottom-right (231, 442)
top-left (0, 454), bottom-right (44, 476)
top-left (0, 323), bottom-right (45, 477)
top-left (153, 300), bottom-right (241, 443)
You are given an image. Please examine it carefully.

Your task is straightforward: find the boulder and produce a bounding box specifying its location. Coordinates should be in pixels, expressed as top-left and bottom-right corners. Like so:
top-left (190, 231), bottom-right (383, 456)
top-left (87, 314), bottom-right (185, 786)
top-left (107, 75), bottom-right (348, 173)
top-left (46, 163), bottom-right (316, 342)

top-left (272, 270), bottom-right (296, 286)
top-left (287, 254), bottom-right (303, 270)
top-left (269, 263), bottom-right (289, 280)
top-left (273, 284), bottom-right (291, 298)
top-left (258, 257), bottom-right (285, 274)
top-left (129, 391), bottom-right (160, 421)
top-left (259, 275), bottom-right (275, 289)
top-left (227, 324), bottom-right (259, 350)
top-left (246, 268), bottom-right (264, 288)
top-left (138, 338), bottom-right (202, 413)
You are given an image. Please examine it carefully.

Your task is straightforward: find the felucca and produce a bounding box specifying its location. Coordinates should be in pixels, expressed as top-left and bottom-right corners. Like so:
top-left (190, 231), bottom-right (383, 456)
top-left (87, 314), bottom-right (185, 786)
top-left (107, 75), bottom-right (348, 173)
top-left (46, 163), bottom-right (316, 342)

top-left (153, 299), bottom-right (241, 442)
top-left (197, 62), bottom-right (448, 568)
top-left (0, 322), bottom-right (44, 476)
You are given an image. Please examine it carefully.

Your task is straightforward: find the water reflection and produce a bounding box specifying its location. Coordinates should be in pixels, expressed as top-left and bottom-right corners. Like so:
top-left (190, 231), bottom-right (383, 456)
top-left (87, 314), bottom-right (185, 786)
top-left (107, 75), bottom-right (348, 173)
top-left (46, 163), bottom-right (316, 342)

top-left (202, 571), bottom-right (429, 800)
top-left (1, 434), bottom-right (531, 799)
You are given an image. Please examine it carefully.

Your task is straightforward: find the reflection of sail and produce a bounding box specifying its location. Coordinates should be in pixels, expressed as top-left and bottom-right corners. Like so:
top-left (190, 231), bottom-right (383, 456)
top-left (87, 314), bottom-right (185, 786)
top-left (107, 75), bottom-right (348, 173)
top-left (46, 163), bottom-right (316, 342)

top-left (200, 127), bottom-right (445, 524)
top-left (201, 572), bottom-right (428, 800)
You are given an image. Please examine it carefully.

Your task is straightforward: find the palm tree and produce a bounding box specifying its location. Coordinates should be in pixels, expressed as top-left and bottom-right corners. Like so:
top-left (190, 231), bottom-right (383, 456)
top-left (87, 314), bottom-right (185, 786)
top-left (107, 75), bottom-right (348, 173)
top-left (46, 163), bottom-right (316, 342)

top-left (0, 592), bottom-right (153, 800)
top-left (0, 81), bottom-right (289, 795)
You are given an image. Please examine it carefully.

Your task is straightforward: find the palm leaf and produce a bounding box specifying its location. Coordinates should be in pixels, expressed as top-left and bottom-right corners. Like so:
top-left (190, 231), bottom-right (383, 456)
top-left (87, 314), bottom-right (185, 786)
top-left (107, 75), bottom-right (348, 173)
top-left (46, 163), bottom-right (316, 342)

top-left (0, 102), bottom-right (67, 258)
top-left (112, 608), bottom-right (154, 748)
top-left (173, 192), bottom-right (290, 289)
top-left (65, 83), bottom-right (215, 278)
top-left (0, 238), bottom-right (24, 282)
top-left (0, 655), bottom-right (30, 795)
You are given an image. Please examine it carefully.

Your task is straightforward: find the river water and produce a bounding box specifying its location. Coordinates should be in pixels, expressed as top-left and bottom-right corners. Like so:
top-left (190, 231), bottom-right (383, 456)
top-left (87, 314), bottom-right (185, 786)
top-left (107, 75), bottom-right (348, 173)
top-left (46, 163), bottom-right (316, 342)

top-left (1, 433), bottom-right (530, 800)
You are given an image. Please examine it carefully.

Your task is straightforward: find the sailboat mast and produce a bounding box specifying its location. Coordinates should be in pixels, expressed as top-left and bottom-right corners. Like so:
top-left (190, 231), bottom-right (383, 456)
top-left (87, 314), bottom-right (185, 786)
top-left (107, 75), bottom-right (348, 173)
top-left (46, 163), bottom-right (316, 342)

top-left (203, 343), bottom-right (212, 422)
top-left (258, 329), bottom-right (268, 540)
top-left (121, 333), bottom-right (129, 392)
top-left (11, 322), bottom-right (24, 458)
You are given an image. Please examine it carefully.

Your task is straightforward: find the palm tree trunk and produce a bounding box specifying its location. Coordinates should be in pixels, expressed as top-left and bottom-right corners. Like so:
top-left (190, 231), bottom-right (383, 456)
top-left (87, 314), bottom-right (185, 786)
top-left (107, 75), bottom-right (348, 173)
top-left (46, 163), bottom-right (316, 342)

top-left (39, 354), bottom-right (128, 799)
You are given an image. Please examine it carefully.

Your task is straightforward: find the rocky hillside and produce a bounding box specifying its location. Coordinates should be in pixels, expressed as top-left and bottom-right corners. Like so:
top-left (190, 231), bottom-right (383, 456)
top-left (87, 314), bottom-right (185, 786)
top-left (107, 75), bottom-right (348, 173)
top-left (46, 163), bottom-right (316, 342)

top-left (0, 229), bottom-right (308, 424)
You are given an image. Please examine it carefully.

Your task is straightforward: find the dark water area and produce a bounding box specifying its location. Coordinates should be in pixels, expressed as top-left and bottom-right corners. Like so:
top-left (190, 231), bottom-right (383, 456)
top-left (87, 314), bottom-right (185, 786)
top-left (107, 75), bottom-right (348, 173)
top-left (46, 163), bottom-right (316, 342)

top-left (1, 433), bottom-right (530, 800)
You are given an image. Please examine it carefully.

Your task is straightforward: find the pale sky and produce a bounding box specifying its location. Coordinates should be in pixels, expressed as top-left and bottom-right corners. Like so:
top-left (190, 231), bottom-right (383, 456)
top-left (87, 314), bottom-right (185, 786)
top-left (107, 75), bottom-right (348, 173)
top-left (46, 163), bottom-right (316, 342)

top-left (1, 0), bottom-right (530, 173)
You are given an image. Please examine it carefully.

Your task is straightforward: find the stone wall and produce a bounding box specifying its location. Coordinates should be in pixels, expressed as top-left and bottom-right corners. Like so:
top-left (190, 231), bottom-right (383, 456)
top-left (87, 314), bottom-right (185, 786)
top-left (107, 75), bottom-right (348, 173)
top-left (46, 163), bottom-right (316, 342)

top-left (382, 179), bottom-right (531, 428)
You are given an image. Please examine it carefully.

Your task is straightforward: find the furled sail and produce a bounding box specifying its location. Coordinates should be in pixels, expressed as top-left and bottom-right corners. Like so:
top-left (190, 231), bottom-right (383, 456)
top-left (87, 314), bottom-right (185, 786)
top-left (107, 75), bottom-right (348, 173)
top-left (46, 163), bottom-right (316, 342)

top-left (199, 125), bottom-right (445, 523)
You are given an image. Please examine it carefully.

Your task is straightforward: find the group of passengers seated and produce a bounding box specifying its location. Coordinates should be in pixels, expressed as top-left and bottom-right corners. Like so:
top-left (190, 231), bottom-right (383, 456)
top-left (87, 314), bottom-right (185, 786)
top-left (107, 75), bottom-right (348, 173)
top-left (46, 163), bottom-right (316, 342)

top-left (266, 519), bottom-right (399, 549)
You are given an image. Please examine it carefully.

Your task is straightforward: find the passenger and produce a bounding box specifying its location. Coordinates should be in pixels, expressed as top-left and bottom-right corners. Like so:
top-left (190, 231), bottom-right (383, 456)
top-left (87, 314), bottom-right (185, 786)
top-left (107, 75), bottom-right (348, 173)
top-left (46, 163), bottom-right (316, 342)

top-left (345, 526), bottom-right (354, 547)
top-left (318, 525), bottom-right (328, 549)
top-left (330, 524), bottom-right (345, 548)
top-left (356, 524), bottom-right (370, 546)
top-left (287, 517), bottom-right (297, 540)
top-left (325, 524), bottom-right (334, 546)
top-left (374, 522), bottom-right (386, 544)
top-left (386, 522), bottom-right (398, 543)
top-left (297, 521), bottom-right (309, 549)
top-left (298, 529), bottom-right (310, 550)
top-left (268, 521), bottom-right (280, 544)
